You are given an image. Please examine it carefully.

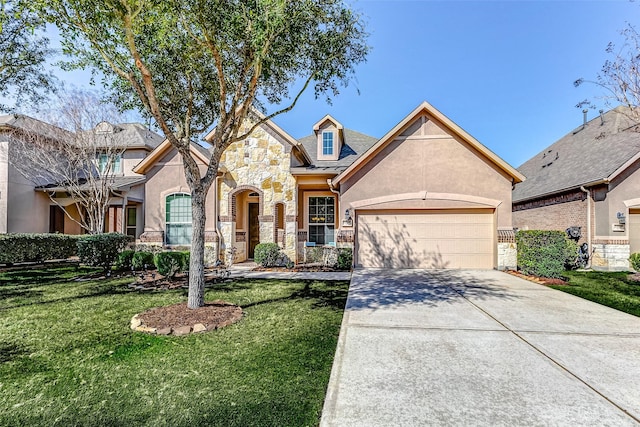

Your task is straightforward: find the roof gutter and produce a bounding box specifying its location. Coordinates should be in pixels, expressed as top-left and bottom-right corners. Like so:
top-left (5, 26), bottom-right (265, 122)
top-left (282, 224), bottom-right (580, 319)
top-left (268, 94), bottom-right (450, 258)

top-left (513, 179), bottom-right (608, 204)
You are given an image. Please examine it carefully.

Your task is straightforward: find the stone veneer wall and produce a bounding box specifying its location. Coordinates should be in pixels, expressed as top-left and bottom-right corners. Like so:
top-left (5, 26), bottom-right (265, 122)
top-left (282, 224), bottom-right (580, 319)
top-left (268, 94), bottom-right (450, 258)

top-left (218, 125), bottom-right (298, 262)
top-left (591, 242), bottom-right (630, 271)
top-left (497, 229), bottom-right (516, 270)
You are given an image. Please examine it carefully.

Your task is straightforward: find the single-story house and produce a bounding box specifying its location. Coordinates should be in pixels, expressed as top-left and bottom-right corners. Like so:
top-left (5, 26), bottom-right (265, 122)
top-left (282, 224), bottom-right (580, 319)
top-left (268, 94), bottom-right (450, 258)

top-left (513, 106), bottom-right (640, 270)
top-left (133, 101), bottom-right (524, 269)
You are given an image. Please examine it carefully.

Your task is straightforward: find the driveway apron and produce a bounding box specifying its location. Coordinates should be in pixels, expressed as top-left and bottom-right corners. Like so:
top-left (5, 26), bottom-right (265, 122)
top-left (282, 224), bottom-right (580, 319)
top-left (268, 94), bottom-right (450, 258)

top-left (320, 269), bottom-right (640, 426)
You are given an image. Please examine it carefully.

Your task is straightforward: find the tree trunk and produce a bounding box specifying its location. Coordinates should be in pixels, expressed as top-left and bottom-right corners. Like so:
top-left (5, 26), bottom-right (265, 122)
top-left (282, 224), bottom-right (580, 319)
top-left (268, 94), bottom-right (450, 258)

top-left (187, 186), bottom-right (207, 309)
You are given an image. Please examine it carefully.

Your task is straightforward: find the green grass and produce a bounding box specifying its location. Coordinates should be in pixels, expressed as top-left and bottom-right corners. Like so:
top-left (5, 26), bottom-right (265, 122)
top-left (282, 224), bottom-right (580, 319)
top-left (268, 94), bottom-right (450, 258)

top-left (552, 270), bottom-right (640, 317)
top-left (0, 266), bottom-right (349, 426)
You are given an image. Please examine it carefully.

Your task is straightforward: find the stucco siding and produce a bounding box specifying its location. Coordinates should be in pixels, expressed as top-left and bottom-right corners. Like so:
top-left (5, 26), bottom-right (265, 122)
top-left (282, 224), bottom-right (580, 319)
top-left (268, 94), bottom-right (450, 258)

top-left (142, 148), bottom-right (216, 242)
top-left (0, 139), bottom-right (8, 233)
top-left (340, 129), bottom-right (513, 229)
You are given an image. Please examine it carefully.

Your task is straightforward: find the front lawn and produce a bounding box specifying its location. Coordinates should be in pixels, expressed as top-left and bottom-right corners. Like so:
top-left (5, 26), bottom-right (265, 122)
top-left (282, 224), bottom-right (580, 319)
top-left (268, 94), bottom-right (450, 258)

top-left (0, 266), bottom-right (348, 426)
top-left (552, 270), bottom-right (640, 317)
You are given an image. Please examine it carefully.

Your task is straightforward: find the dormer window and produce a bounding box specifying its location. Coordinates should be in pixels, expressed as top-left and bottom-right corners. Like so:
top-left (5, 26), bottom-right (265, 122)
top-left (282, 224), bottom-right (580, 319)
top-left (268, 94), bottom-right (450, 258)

top-left (314, 115), bottom-right (343, 161)
top-left (322, 132), bottom-right (334, 156)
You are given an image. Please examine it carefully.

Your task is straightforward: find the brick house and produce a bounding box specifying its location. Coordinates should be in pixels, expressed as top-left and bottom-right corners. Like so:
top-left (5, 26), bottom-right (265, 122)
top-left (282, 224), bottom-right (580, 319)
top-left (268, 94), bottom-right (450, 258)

top-left (513, 107), bottom-right (640, 270)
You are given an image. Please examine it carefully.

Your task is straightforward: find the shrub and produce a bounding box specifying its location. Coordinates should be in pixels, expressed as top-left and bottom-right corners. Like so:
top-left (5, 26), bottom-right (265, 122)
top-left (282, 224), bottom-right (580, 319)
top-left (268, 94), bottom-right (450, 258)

top-left (516, 230), bottom-right (575, 278)
top-left (180, 251), bottom-right (190, 271)
top-left (77, 233), bottom-right (133, 272)
top-left (0, 233), bottom-right (80, 264)
top-left (254, 243), bottom-right (281, 267)
top-left (132, 251), bottom-right (155, 270)
top-left (336, 248), bottom-right (353, 270)
top-left (630, 253), bottom-right (640, 271)
top-left (154, 252), bottom-right (186, 278)
top-left (115, 250), bottom-right (135, 271)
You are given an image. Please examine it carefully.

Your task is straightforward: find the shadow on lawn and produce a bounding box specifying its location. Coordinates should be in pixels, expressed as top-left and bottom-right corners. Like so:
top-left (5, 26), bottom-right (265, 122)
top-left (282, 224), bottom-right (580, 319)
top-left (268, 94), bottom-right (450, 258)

top-left (240, 280), bottom-right (348, 311)
top-left (0, 342), bottom-right (29, 363)
top-left (0, 280), bottom-right (131, 310)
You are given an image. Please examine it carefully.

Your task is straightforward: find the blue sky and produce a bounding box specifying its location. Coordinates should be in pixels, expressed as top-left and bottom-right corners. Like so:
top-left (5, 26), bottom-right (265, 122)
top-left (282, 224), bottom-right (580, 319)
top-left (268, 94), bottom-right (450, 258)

top-left (9, 0), bottom-right (639, 167)
top-left (272, 0), bottom-right (638, 167)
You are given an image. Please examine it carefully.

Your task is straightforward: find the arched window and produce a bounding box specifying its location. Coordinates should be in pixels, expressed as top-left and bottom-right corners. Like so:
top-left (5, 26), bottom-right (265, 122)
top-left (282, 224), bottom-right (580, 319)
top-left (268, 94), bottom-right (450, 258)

top-left (166, 193), bottom-right (192, 245)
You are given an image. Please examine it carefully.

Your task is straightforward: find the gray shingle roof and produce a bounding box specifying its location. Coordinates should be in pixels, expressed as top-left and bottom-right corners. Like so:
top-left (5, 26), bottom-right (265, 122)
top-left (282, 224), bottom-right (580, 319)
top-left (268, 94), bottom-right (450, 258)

top-left (513, 106), bottom-right (640, 202)
top-left (82, 122), bottom-right (164, 151)
top-left (36, 176), bottom-right (146, 192)
top-left (298, 128), bottom-right (378, 169)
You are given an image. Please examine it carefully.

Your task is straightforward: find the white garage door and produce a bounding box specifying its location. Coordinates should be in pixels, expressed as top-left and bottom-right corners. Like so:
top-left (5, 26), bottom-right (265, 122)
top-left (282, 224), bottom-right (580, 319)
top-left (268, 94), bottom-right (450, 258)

top-left (356, 209), bottom-right (495, 269)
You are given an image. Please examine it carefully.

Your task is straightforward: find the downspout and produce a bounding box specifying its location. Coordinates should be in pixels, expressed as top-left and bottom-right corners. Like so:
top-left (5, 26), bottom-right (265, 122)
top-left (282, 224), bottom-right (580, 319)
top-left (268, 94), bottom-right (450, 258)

top-left (580, 186), bottom-right (592, 268)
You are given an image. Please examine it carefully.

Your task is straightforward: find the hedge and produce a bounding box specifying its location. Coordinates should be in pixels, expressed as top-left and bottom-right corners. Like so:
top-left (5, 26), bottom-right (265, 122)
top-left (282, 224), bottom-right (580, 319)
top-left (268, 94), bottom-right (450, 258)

top-left (77, 233), bottom-right (133, 271)
top-left (0, 233), bottom-right (80, 264)
top-left (516, 230), bottom-right (575, 278)
top-left (630, 253), bottom-right (640, 271)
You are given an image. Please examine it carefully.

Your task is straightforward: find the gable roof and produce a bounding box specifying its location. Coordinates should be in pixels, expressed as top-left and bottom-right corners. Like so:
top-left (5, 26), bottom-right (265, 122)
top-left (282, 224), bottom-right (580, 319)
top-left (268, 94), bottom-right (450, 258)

top-left (513, 106), bottom-right (640, 203)
top-left (332, 101), bottom-right (525, 186)
top-left (294, 128), bottom-right (378, 174)
top-left (132, 139), bottom-right (211, 174)
top-left (204, 108), bottom-right (312, 164)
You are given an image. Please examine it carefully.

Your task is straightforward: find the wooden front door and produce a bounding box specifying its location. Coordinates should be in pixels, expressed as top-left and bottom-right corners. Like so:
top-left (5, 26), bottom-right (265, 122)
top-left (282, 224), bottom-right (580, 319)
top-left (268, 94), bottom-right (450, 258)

top-left (248, 203), bottom-right (260, 258)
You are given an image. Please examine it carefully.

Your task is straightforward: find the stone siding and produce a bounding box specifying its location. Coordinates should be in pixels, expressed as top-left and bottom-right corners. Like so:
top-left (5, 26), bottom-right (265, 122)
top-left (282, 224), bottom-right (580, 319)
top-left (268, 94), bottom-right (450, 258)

top-left (497, 242), bottom-right (517, 271)
top-left (218, 125), bottom-right (298, 262)
top-left (591, 243), bottom-right (630, 271)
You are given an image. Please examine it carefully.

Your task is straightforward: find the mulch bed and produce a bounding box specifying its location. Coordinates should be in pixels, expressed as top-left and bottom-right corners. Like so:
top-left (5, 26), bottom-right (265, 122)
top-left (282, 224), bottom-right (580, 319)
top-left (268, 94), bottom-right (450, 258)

top-left (506, 269), bottom-right (568, 286)
top-left (136, 300), bottom-right (242, 332)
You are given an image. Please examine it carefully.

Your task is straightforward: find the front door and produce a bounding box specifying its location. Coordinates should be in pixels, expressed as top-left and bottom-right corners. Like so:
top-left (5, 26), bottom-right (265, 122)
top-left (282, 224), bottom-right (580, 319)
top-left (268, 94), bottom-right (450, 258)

top-left (248, 203), bottom-right (260, 258)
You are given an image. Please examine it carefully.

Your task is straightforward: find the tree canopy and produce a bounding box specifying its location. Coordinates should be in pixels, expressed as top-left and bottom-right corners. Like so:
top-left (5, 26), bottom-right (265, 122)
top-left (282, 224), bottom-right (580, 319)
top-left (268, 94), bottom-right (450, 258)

top-left (0, 0), bottom-right (56, 110)
top-left (36, 0), bottom-right (369, 308)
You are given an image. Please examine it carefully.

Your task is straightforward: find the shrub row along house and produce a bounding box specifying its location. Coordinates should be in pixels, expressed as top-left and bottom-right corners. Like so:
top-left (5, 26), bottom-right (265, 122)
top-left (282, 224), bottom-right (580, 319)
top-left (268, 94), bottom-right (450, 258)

top-left (7, 100), bottom-right (593, 270)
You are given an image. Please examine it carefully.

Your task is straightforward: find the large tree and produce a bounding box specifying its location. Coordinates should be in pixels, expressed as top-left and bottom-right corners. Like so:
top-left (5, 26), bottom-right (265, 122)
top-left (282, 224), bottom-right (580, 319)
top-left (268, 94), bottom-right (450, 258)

top-left (9, 90), bottom-right (130, 234)
top-left (37, 0), bottom-right (368, 308)
top-left (0, 0), bottom-right (56, 110)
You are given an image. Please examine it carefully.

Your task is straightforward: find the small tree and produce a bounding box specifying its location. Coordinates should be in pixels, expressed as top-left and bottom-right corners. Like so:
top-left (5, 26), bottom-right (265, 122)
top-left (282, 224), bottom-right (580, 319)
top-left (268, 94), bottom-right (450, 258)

top-left (575, 24), bottom-right (640, 119)
top-left (7, 90), bottom-right (130, 234)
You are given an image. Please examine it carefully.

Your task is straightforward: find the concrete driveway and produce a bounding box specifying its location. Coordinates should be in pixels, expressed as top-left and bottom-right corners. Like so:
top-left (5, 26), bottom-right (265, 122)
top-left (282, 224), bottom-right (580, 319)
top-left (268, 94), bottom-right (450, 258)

top-left (320, 269), bottom-right (640, 426)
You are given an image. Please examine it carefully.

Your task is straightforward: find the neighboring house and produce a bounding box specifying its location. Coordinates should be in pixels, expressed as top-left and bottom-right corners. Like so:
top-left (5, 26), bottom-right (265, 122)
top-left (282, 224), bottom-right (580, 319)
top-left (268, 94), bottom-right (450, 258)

top-left (0, 114), bottom-right (163, 236)
top-left (513, 106), bottom-right (640, 270)
top-left (134, 102), bottom-right (524, 269)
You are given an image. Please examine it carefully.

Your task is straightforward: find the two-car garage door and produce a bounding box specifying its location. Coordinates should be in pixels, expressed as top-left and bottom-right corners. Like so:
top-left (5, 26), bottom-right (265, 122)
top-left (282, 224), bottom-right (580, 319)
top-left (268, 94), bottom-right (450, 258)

top-left (356, 209), bottom-right (495, 269)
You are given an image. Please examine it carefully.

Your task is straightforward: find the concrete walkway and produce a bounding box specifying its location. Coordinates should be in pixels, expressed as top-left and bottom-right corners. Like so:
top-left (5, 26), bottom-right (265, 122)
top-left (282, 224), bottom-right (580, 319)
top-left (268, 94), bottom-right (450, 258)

top-left (320, 269), bottom-right (640, 426)
top-left (226, 262), bottom-right (351, 281)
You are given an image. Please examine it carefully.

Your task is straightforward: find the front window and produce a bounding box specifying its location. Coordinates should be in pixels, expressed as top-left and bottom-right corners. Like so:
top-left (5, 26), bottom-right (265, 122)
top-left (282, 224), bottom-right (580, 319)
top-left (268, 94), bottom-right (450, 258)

top-left (322, 132), bottom-right (334, 156)
top-left (309, 196), bottom-right (335, 244)
top-left (97, 153), bottom-right (122, 174)
top-left (126, 207), bottom-right (137, 237)
top-left (166, 194), bottom-right (192, 245)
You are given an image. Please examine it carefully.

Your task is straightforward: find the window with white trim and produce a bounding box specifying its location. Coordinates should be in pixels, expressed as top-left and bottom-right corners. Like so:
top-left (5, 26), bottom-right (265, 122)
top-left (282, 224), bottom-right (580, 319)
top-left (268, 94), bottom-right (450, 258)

top-left (97, 153), bottom-right (122, 174)
top-left (322, 131), bottom-right (334, 156)
top-left (308, 196), bottom-right (335, 245)
top-left (165, 193), bottom-right (192, 245)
